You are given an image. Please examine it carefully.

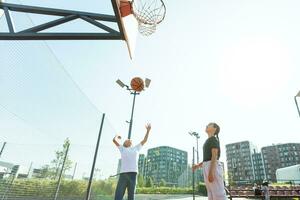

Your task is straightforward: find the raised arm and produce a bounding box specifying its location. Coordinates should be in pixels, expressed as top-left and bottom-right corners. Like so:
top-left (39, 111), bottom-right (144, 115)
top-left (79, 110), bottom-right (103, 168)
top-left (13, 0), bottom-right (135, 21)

top-left (113, 135), bottom-right (121, 147)
top-left (141, 123), bottom-right (151, 145)
top-left (192, 162), bottom-right (203, 171)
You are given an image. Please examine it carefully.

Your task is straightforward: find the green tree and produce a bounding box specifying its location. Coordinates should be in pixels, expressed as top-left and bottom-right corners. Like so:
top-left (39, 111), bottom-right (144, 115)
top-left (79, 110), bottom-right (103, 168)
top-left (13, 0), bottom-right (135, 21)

top-left (228, 172), bottom-right (235, 186)
top-left (36, 165), bottom-right (52, 178)
top-left (52, 138), bottom-right (72, 178)
top-left (41, 138), bottom-right (72, 179)
top-left (137, 174), bottom-right (144, 187)
top-left (145, 177), bottom-right (153, 188)
top-left (159, 179), bottom-right (166, 187)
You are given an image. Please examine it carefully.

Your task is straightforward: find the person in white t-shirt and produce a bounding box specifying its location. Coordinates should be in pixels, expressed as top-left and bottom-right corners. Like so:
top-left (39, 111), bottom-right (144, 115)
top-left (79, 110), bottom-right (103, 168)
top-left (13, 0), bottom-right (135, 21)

top-left (113, 123), bottom-right (151, 200)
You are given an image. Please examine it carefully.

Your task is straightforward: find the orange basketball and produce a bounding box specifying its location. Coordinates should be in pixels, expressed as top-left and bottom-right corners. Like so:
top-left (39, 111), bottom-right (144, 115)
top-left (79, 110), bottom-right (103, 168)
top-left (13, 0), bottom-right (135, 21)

top-left (130, 77), bottom-right (144, 92)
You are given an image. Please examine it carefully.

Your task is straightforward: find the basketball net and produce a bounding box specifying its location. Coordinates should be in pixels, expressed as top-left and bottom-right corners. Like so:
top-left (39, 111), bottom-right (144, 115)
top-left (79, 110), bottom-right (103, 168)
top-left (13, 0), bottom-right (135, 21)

top-left (121, 0), bottom-right (166, 36)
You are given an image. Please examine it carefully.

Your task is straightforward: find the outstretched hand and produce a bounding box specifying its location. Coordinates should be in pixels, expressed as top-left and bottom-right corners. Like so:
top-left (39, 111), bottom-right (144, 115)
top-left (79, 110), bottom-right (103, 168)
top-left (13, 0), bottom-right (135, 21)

top-left (192, 165), bottom-right (197, 172)
top-left (114, 135), bottom-right (121, 140)
top-left (113, 135), bottom-right (121, 147)
top-left (192, 162), bottom-right (203, 172)
top-left (141, 123), bottom-right (151, 145)
top-left (145, 123), bottom-right (151, 132)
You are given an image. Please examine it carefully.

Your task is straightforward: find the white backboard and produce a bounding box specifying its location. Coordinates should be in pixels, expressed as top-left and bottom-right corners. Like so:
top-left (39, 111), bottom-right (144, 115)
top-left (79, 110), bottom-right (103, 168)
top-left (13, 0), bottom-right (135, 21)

top-left (113, 0), bottom-right (138, 59)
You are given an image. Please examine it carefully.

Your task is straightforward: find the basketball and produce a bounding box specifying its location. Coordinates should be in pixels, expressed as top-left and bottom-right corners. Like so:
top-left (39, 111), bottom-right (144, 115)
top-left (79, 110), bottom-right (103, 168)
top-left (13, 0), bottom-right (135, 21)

top-left (130, 77), bottom-right (144, 92)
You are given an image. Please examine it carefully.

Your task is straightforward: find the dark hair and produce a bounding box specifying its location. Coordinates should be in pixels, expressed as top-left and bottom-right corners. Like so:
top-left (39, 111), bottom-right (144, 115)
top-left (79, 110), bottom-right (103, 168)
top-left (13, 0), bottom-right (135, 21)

top-left (262, 181), bottom-right (269, 186)
top-left (210, 122), bottom-right (220, 140)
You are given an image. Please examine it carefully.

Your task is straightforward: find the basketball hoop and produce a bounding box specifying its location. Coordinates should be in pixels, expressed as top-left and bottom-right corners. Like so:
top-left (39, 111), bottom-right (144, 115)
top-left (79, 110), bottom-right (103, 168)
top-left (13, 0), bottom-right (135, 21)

top-left (119, 0), bottom-right (166, 36)
top-left (131, 0), bottom-right (166, 36)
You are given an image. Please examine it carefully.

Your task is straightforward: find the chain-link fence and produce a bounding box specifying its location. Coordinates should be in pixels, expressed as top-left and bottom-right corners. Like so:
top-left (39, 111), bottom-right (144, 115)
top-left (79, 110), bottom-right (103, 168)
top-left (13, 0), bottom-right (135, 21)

top-left (0, 6), bottom-right (123, 199)
top-left (0, 117), bottom-right (120, 200)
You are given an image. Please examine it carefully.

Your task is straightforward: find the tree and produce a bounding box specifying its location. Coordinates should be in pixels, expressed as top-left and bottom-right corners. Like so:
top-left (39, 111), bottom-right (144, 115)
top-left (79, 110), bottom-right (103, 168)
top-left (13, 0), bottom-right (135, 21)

top-left (94, 168), bottom-right (102, 180)
top-left (145, 177), bottom-right (153, 188)
top-left (37, 164), bottom-right (53, 178)
top-left (159, 179), bottom-right (166, 187)
top-left (228, 172), bottom-right (235, 186)
top-left (137, 174), bottom-right (144, 187)
top-left (40, 138), bottom-right (72, 179)
top-left (51, 138), bottom-right (72, 178)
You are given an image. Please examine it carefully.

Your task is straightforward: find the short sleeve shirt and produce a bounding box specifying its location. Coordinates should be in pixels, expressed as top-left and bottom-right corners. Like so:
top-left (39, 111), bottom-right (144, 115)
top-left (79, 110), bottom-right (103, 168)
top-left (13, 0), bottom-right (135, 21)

top-left (118, 143), bottom-right (142, 173)
top-left (203, 136), bottom-right (220, 162)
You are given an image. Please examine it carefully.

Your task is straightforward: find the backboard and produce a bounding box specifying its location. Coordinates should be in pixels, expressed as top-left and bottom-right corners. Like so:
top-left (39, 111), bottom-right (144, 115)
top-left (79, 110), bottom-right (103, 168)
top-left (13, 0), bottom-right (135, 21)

top-left (0, 0), bottom-right (137, 59)
top-left (0, 0), bottom-right (4, 19)
top-left (112, 0), bottom-right (138, 59)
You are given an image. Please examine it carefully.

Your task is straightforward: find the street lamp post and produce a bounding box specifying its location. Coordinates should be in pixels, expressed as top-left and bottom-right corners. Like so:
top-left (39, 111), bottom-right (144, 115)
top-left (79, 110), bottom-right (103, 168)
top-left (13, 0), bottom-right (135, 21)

top-left (192, 147), bottom-right (195, 200)
top-left (189, 131), bottom-right (200, 193)
top-left (189, 132), bottom-right (200, 164)
top-left (128, 91), bottom-right (138, 139)
top-left (295, 91), bottom-right (300, 117)
top-left (116, 78), bottom-right (151, 139)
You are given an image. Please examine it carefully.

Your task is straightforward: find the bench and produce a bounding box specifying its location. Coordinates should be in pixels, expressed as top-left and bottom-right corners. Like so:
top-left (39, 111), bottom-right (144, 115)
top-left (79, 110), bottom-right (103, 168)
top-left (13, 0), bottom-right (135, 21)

top-left (226, 186), bottom-right (300, 199)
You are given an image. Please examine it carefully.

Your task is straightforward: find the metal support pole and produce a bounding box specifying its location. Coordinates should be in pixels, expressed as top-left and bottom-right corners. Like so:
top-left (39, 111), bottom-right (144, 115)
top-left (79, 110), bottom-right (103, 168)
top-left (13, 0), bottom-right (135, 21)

top-left (0, 2), bottom-right (124, 40)
top-left (27, 162), bottom-right (33, 178)
top-left (3, 6), bottom-right (14, 33)
top-left (196, 138), bottom-right (199, 164)
top-left (0, 142), bottom-right (6, 157)
top-left (295, 96), bottom-right (300, 117)
top-left (72, 162), bottom-right (77, 180)
top-left (85, 113), bottom-right (106, 200)
top-left (196, 138), bottom-right (199, 187)
top-left (128, 91), bottom-right (137, 139)
top-left (192, 147), bottom-right (195, 200)
top-left (53, 142), bottom-right (70, 200)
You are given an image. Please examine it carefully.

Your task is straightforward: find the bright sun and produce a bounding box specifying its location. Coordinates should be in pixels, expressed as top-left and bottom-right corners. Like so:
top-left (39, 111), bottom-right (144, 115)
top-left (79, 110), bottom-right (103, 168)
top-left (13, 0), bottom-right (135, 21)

top-left (218, 36), bottom-right (292, 108)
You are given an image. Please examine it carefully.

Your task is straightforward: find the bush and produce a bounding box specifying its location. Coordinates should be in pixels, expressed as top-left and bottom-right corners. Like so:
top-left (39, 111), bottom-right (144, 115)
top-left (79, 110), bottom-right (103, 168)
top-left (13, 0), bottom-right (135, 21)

top-left (145, 177), bottom-right (154, 188)
top-left (137, 174), bottom-right (144, 187)
top-left (1, 178), bottom-right (116, 198)
top-left (197, 182), bottom-right (207, 196)
top-left (136, 182), bottom-right (207, 195)
top-left (159, 179), bottom-right (166, 187)
top-left (136, 187), bottom-right (193, 194)
top-left (3, 179), bottom-right (207, 197)
top-left (59, 180), bottom-right (88, 197)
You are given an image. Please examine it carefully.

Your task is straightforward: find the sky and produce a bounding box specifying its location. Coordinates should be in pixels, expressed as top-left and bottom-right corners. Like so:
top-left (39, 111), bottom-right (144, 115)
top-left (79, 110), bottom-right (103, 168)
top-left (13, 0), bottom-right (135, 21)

top-left (0, 0), bottom-right (300, 179)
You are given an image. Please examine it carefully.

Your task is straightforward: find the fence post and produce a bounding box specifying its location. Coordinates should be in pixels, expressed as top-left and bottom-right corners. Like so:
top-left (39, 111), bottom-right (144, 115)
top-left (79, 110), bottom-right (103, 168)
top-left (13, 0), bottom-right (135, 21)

top-left (1, 165), bottom-right (18, 200)
top-left (0, 142), bottom-right (7, 157)
top-left (53, 142), bottom-right (70, 200)
top-left (85, 113), bottom-right (106, 200)
top-left (72, 162), bottom-right (77, 180)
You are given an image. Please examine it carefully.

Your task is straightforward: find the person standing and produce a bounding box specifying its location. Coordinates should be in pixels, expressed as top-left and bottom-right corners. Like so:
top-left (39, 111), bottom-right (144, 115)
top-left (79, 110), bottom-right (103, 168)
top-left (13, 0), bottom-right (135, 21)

top-left (261, 181), bottom-right (270, 200)
top-left (192, 122), bottom-right (227, 200)
top-left (113, 123), bottom-right (151, 200)
top-left (253, 183), bottom-right (262, 196)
